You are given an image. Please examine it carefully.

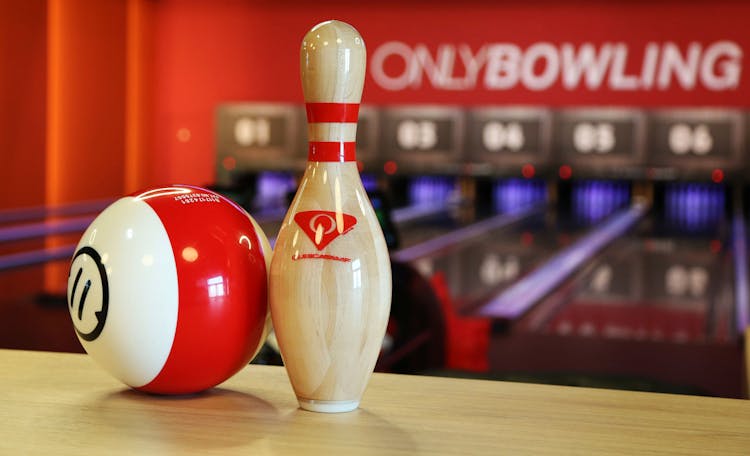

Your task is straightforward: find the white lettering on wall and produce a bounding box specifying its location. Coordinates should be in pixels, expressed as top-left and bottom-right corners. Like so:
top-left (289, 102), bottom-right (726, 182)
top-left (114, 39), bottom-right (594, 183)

top-left (522, 42), bottom-right (559, 91)
top-left (561, 43), bottom-right (613, 90)
top-left (701, 41), bottom-right (742, 90)
top-left (370, 41), bottom-right (743, 92)
top-left (658, 42), bottom-right (701, 90)
top-left (484, 44), bottom-right (521, 89)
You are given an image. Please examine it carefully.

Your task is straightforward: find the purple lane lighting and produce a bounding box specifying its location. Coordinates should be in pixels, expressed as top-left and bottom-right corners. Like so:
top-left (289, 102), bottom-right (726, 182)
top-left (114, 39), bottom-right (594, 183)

top-left (494, 178), bottom-right (547, 214)
top-left (0, 244), bottom-right (77, 271)
top-left (0, 216), bottom-right (95, 243)
top-left (361, 173), bottom-right (378, 193)
top-left (0, 199), bottom-right (112, 224)
top-left (664, 183), bottom-right (724, 232)
top-left (255, 171), bottom-right (296, 211)
top-left (573, 180), bottom-right (627, 225)
top-left (409, 176), bottom-right (455, 206)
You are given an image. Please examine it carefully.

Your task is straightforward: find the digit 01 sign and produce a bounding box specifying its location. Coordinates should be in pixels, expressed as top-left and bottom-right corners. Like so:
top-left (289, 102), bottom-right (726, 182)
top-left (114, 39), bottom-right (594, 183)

top-left (381, 106), bottom-right (464, 173)
top-left (646, 109), bottom-right (744, 175)
top-left (234, 117), bottom-right (271, 147)
top-left (215, 103), bottom-right (304, 185)
top-left (555, 108), bottom-right (646, 177)
top-left (467, 107), bottom-right (551, 174)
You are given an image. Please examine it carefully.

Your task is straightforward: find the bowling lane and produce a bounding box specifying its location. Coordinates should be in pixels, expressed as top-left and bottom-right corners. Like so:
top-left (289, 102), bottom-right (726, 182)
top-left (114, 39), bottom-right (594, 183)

top-left (395, 179), bottom-right (634, 316)
top-left (393, 176), bottom-right (551, 250)
top-left (487, 182), bottom-right (744, 397)
top-left (386, 175), bottom-right (482, 249)
top-left (518, 182), bottom-right (731, 339)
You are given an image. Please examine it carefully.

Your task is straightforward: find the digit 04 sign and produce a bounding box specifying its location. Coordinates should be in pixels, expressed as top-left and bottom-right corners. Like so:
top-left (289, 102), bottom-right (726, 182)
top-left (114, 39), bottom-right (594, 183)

top-left (466, 107), bottom-right (552, 175)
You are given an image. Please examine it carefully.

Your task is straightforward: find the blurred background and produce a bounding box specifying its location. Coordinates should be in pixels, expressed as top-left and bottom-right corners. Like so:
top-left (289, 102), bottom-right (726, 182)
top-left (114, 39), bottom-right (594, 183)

top-left (1, 0), bottom-right (748, 398)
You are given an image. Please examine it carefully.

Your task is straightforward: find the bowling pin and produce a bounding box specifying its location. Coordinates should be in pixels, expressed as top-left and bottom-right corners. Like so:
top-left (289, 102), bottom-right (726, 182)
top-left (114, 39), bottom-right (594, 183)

top-left (269, 20), bottom-right (391, 413)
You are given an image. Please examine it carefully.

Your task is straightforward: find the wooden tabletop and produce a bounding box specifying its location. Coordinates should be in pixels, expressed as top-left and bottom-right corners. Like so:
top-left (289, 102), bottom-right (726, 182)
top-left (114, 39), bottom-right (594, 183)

top-left (2, 349), bottom-right (749, 455)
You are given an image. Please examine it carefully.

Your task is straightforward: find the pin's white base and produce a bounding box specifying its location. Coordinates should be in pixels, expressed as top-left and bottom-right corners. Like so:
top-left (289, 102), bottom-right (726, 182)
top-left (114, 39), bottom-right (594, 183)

top-left (298, 398), bottom-right (360, 413)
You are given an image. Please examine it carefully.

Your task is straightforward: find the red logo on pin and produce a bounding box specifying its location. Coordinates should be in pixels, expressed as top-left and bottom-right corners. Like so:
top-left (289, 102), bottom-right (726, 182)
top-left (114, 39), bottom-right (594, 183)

top-left (294, 210), bottom-right (357, 251)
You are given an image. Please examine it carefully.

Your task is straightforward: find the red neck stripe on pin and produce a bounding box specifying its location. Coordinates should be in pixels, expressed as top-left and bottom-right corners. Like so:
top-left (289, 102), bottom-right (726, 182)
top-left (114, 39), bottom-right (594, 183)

top-left (308, 142), bottom-right (355, 162)
top-left (305, 103), bottom-right (359, 123)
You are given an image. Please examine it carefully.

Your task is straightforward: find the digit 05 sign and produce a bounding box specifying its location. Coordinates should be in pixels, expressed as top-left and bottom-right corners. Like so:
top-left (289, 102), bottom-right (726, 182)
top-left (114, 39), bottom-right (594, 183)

top-left (555, 108), bottom-right (647, 177)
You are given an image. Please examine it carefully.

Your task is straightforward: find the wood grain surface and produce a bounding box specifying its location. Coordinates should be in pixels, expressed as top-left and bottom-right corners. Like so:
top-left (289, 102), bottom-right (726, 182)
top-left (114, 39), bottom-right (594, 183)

top-left (2, 349), bottom-right (749, 455)
top-left (300, 20), bottom-right (365, 104)
top-left (269, 161), bottom-right (391, 408)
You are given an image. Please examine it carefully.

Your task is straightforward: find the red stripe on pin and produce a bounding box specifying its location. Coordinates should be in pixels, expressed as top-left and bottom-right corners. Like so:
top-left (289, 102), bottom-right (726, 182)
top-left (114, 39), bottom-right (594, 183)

top-left (309, 142), bottom-right (356, 162)
top-left (306, 103), bottom-right (359, 123)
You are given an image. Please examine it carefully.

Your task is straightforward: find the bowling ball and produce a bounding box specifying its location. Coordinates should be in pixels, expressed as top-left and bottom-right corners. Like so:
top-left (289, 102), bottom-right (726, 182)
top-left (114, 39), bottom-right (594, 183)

top-left (66, 185), bottom-right (271, 394)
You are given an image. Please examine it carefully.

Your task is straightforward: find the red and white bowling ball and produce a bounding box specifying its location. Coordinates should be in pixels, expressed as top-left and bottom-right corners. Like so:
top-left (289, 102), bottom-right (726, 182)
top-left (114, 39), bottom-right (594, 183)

top-left (66, 185), bottom-right (271, 394)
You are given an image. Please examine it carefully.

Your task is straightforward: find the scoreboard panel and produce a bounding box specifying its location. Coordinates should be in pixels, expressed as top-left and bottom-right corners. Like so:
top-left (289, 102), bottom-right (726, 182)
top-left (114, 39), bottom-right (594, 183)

top-left (466, 107), bottom-right (552, 175)
top-left (554, 108), bottom-right (647, 178)
top-left (381, 105), bottom-right (465, 174)
top-left (215, 103), bottom-right (304, 185)
top-left (646, 109), bottom-right (745, 177)
top-left (215, 103), bottom-right (748, 182)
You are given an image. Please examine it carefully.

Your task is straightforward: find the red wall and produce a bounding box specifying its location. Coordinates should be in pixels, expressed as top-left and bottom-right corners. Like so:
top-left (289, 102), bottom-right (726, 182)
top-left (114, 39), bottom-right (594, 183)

top-left (45, 0), bottom-right (127, 293)
top-left (150, 0), bottom-right (750, 186)
top-left (0, 0), bottom-right (747, 226)
top-left (47, 0), bottom-right (127, 206)
top-left (0, 1), bottom-right (47, 299)
top-left (0, 1), bottom-right (47, 210)
top-left (1, 1), bottom-right (746, 202)
top-left (0, 0), bottom-right (744, 349)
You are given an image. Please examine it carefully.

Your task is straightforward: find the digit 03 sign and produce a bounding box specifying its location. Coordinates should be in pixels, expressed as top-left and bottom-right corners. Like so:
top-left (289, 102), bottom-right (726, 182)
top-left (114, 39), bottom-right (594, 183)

top-left (382, 105), bottom-right (465, 174)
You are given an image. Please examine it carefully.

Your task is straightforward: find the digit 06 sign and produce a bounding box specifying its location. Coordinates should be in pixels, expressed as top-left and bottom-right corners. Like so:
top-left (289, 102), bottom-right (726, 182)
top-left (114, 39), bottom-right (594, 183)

top-left (646, 109), bottom-right (744, 175)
